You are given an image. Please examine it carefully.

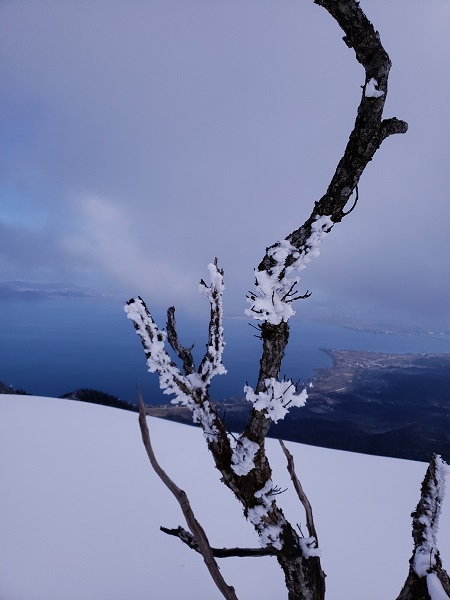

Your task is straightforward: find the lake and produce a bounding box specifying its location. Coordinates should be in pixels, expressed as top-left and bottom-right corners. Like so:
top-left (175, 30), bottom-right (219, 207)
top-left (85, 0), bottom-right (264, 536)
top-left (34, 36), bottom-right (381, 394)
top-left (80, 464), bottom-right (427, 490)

top-left (1, 296), bottom-right (450, 404)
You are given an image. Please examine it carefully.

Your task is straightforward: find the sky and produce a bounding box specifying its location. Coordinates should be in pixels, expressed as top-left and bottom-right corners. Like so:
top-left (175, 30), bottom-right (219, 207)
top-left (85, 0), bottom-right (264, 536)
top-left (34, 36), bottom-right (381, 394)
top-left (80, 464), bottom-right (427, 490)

top-left (1, 0), bottom-right (450, 329)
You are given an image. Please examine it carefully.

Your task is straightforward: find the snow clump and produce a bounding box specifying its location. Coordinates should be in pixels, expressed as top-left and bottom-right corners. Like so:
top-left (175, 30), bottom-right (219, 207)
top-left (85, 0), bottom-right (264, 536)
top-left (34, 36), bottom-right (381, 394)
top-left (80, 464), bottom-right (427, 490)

top-left (365, 78), bottom-right (385, 98)
top-left (231, 436), bottom-right (259, 477)
top-left (244, 378), bottom-right (308, 423)
top-left (245, 215), bottom-right (332, 325)
top-left (247, 480), bottom-right (284, 550)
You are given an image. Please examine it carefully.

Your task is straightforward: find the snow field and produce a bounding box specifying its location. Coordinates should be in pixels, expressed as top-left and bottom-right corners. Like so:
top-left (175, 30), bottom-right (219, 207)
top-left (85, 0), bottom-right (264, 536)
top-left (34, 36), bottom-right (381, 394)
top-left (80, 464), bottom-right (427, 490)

top-left (1, 394), bottom-right (449, 600)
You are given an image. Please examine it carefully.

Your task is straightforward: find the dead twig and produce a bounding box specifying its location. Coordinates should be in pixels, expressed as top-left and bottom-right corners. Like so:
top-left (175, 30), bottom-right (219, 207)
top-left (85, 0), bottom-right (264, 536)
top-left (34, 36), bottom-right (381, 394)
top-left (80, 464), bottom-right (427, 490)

top-left (137, 387), bottom-right (238, 600)
top-left (160, 526), bottom-right (275, 558)
top-left (279, 439), bottom-right (320, 545)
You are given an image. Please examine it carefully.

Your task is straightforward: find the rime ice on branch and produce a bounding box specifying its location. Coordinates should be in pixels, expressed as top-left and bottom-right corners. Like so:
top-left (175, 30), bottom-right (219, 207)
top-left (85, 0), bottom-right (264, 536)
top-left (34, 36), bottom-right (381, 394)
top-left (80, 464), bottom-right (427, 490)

top-left (412, 455), bottom-right (450, 578)
top-left (244, 378), bottom-right (308, 423)
top-left (247, 480), bottom-right (285, 550)
top-left (245, 216), bottom-right (333, 325)
top-left (124, 261), bottom-right (227, 441)
top-left (396, 455), bottom-right (450, 600)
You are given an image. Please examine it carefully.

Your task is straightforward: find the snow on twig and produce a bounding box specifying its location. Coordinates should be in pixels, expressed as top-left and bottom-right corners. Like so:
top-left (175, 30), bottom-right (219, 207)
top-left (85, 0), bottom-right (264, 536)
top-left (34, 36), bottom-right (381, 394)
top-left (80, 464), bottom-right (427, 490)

top-left (124, 297), bottom-right (191, 399)
top-left (230, 436), bottom-right (259, 477)
top-left (247, 480), bottom-right (285, 550)
top-left (198, 261), bottom-right (227, 384)
top-left (364, 78), bottom-right (385, 99)
top-left (244, 378), bottom-right (308, 424)
top-left (124, 262), bottom-right (227, 441)
top-left (413, 455), bottom-right (450, 577)
top-left (245, 215), bottom-right (333, 324)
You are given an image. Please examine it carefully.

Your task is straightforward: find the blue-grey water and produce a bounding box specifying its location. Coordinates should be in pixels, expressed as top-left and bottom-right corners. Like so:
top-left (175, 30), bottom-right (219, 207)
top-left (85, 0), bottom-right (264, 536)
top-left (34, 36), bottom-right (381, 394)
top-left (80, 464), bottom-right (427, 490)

top-left (2, 296), bottom-right (450, 404)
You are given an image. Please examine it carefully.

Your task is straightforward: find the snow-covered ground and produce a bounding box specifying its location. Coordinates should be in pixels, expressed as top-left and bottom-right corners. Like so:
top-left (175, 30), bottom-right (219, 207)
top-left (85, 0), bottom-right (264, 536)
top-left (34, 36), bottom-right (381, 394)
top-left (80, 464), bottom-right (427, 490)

top-left (1, 394), bottom-right (449, 600)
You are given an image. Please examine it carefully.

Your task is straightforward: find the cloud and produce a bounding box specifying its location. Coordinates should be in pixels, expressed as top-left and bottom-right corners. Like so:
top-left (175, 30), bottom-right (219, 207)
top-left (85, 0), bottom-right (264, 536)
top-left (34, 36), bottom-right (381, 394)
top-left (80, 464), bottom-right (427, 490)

top-left (0, 281), bottom-right (96, 303)
top-left (61, 194), bottom-right (201, 308)
top-left (1, 0), bottom-right (449, 327)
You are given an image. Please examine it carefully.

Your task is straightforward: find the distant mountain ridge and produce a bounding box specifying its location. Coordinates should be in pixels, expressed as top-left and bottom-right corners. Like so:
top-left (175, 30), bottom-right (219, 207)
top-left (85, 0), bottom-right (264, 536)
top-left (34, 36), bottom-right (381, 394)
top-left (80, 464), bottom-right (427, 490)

top-left (61, 389), bottom-right (137, 412)
top-left (0, 383), bottom-right (137, 413)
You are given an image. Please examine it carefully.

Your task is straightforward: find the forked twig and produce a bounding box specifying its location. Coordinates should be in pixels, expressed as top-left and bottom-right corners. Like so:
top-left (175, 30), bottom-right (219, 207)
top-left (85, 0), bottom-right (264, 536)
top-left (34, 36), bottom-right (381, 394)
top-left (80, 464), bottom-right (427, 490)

top-left (137, 387), bottom-right (238, 600)
top-left (160, 526), bottom-right (275, 558)
top-left (279, 439), bottom-right (319, 545)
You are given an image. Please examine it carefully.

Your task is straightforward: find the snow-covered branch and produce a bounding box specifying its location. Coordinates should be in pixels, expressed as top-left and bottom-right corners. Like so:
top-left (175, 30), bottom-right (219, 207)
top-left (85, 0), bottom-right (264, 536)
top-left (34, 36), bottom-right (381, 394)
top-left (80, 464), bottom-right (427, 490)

top-left (396, 455), bottom-right (450, 600)
top-left (124, 261), bottom-right (227, 442)
top-left (412, 455), bottom-right (450, 578)
top-left (246, 216), bottom-right (332, 325)
top-left (124, 296), bottom-right (191, 400)
top-left (198, 259), bottom-right (227, 384)
top-left (244, 378), bottom-right (308, 424)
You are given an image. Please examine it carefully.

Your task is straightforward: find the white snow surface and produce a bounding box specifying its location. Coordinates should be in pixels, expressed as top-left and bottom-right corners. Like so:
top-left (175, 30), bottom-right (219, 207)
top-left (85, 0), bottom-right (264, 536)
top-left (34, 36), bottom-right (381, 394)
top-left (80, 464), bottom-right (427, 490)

top-left (1, 394), bottom-right (450, 600)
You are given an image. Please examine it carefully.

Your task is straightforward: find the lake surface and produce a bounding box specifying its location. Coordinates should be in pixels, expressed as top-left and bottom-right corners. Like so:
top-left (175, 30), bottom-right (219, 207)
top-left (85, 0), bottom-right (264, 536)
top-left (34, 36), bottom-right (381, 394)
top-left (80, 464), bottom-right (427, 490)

top-left (2, 296), bottom-right (450, 404)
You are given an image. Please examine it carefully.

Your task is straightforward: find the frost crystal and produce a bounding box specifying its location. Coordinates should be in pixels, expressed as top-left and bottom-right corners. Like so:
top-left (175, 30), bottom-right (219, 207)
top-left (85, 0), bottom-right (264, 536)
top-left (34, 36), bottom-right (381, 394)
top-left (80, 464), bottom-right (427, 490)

top-left (245, 215), bottom-right (332, 324)
top-left (124, 262), bottom-right (226, 442)
top-left (244, 378), bottom-right (308, 423)
top-left (231, 436), bottom-right (259, 476)
top-left (365, 78), bottom-right (385, 98)
top-left (198, 262), bottom-right (227, 382)
top-left (247, 480), bottom-right (284, 550)
top-left (299, 536), bottom-right (321, 559)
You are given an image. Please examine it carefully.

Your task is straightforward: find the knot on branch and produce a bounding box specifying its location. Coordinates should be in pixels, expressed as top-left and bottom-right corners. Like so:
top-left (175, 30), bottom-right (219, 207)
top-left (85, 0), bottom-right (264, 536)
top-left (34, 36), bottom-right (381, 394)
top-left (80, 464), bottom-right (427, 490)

top-left (380, 117), bottom-right (409, 142)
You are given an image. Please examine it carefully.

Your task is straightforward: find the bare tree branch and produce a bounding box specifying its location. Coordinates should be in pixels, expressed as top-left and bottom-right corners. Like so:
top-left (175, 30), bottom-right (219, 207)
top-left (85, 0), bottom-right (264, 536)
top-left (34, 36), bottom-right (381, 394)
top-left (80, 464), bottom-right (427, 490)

top-left (137, 388), bottom-right (238, 600)
top-left (341, 185), bottom-right (358, 218)
top-left (166, 306), bottom-right (196, 376)
top-left (160, 526), bottom-right (275, 558)
top-left (279, 440), bottom-right (320, 546)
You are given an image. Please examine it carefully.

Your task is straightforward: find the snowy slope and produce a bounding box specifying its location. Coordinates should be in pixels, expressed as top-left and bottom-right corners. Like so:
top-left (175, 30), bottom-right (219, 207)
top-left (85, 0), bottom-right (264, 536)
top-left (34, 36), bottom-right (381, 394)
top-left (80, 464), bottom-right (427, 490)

top-left (1, 394), bottom-right (449, 600)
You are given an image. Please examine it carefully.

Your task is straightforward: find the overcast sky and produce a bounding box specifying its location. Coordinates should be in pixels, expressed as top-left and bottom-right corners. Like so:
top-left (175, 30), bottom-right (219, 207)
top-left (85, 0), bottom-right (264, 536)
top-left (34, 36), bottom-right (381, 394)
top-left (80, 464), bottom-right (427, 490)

top-left (1, 0), bottom-right (450, 328)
